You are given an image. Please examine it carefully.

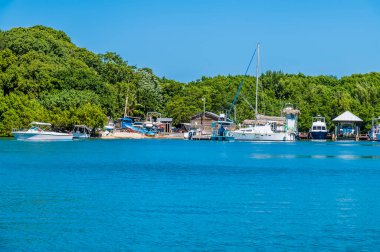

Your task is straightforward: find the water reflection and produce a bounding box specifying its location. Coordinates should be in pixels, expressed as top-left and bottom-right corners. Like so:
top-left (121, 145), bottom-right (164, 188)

top-left (251, 154), bottom-right (380, 160)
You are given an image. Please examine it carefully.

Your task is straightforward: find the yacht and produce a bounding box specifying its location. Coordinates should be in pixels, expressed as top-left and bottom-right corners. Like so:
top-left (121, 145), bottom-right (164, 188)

top-left (309, 116), bottom-right (328, 140)
top-left (12, 122), bottom-right (73, 141)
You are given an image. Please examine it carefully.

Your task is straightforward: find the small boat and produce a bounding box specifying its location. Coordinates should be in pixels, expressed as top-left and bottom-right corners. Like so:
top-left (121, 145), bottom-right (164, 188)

top-left (210, 114), bottom-right (235, 141)
top-left (105, 118), bottom-right (115, 131)
top-left (73, 125), bottom-right (91, 139)
top-left (12, 122), bottom-right (73, 141)
top-left (369, 117), bottom-right (380, 141)
top-left (309, 116), bottom-right (328, 140)
top-left (184, 129), bottom-right (199, 140)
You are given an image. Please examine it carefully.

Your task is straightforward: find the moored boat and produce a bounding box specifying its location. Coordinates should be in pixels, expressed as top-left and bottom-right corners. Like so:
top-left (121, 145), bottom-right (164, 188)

top-left (229, 44), bottom-right (300, 141)
top-left (369, 117), bottom-right (380, 141)
top-left (309, 116), bottom-right (328, 140)
top-left (231, 106), bottom-right (299, 141)
top-left (73, 125), bottom-right (91, 139)
top-left (210, 114), bottom-right (235, 141)
top-left (12, 122), bottom-right (73, 141)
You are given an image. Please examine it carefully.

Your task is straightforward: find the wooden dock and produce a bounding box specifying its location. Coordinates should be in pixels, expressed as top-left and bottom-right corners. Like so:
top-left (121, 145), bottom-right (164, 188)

top-left (191, 135), bottom-right (211, 140)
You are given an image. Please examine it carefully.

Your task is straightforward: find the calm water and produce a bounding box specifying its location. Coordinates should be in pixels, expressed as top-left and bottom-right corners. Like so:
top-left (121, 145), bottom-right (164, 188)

top-left (1, 139), bottom-right (380, 251)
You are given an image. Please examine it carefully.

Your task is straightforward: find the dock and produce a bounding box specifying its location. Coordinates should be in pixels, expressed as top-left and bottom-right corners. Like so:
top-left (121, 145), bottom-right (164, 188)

top-left (190, 135), bottom-right (211, 140)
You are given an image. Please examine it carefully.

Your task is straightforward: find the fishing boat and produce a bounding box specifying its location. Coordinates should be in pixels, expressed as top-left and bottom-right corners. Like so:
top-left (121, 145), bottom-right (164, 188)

top-left (309, 116), bottom-right (328, 140)
top-left (210, 114), bottom-right (235, 141)
top-left (73, 125), bottom-right (91, 139)
top-left (12, 122), bottom-right (73, 141)
top-left (369, 117), bottom-right (380, 141)
top-left (230, 44), bottom-right (300, 141)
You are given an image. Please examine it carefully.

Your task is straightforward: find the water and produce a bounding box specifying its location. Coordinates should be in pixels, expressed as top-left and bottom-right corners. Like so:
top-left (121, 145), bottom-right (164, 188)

top-left (1, 139), bottom-right (380, 251)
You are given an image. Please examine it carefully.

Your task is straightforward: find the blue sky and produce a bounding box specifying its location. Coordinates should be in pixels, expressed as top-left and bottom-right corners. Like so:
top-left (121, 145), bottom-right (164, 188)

top-left (1, 0), bottom-right (380, 82)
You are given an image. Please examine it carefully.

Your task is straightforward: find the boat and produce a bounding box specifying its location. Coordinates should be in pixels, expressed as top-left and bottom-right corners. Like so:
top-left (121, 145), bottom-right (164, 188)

top-left (230, 44), bottom-right (300, 141)
top-left (105, 118), bottom-right (115, 131)
top-left (309, 116), bottom-right (328, 140)
top-left (184, 129), bottom-right (197, 139)
top-left (232, 106), bottom-right (299, 141)
top-left (210, 114), bottom-right (235, 141)
top-left (369, 117), bottom-right (380, 141)
top-left (12, 122), bottom-right (73, 141)
top-left (121, 117), bottom-right (157, 137)
top-left (72, 125), bottom-right (91, 139)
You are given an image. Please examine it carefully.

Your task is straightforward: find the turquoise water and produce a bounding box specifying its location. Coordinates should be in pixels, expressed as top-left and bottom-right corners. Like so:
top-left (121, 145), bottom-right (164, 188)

top-left (1, 139), bottom-right (380, 251)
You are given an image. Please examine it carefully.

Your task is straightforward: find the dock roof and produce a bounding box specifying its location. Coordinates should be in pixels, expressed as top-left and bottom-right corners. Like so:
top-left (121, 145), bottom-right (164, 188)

top-left (332, 111), bottom-right (363, 122)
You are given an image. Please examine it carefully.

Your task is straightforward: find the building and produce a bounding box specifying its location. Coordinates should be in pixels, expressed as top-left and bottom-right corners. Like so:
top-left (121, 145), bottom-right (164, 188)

top-left (157, 118), bottom-right (173, 133)
top-left (190, 111), bottom-right (220, 135)
top-left (332, 111), bottom-right (363, 141)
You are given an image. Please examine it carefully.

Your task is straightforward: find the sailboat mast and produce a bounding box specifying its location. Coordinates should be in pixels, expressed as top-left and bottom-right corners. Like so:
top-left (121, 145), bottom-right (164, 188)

top-left (255, 43), bottom-right (260, 125)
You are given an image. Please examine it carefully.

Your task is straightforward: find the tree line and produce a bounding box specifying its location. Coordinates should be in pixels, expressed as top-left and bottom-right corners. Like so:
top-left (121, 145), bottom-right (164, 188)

top-left (0, 26), bottom-right (379, 136)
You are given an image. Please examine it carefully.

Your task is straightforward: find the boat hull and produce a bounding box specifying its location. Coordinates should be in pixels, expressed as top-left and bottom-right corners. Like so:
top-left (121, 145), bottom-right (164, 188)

top-left (210, 135), bottom-right (234, 141)
top-left (376, 133), bottom-right (380, 141)
top-left (73, 133), bottom-right (90, 139)
top-left (231, 132), bottom-right (296, 141)
top-left (13, 132), bottom-right (73, 141)
top-left (309, 131), bottom-right (328, 140)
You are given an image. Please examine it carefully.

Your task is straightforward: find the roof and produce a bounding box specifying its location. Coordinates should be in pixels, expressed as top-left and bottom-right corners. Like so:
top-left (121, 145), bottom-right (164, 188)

top-left (157, 118), bottom-right (173, 122)
top-left (74, 125), bottom-right (91, 130)
top-left (282, 106), bottom-right (301, 115)
top-left (332, 111), bottom-right (363, 122)
top-left (30, 122), bottom-right (51, 126)
top-left (191, 111), bottom-right (219, 121)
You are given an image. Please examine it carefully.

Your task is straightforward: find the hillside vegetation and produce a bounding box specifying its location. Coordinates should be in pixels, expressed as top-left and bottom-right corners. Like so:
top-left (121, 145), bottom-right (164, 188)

top-left (0, 26), bottom-right (380, 135)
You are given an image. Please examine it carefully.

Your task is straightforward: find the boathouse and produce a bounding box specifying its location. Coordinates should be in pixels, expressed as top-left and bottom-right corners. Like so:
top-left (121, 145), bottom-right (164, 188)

top-left (190, 111), bottom-right (219, 134)
top-left (332, 111), bottom-right (363, 141)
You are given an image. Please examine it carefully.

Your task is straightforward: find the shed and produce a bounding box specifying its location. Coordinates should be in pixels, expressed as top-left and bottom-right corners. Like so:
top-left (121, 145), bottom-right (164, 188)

top-left (332, 111), bottom-right (363, 140)
top-left (157, 118), bottom-right (173, 133)
top-left (190, 111), bottom-right (220, 134)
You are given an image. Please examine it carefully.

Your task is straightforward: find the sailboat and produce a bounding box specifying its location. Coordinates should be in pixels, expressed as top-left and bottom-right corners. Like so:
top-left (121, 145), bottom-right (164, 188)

top-left (230, 44), bottom-right (300, 141)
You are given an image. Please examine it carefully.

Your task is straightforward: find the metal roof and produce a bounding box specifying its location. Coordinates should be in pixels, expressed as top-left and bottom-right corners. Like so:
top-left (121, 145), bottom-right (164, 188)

top-left (332, 111), bottom-right (363, 122)
top-left (157, 118), bottom-right (173, 122)
top-left (191, 111), bottom-right (219, 121)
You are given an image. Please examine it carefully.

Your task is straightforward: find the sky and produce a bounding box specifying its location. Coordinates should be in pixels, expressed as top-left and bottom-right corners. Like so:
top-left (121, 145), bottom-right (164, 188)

top-left (1, 0), bottom-right (380, 82)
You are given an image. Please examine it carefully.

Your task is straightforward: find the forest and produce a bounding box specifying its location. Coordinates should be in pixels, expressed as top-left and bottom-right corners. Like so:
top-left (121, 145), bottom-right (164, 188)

top-left (1, 25), bottom-right (380, 136)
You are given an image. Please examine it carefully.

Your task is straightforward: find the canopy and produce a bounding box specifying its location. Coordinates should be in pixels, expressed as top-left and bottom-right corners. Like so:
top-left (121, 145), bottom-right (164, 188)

top-left (30, 122), bottom-right (52, 126)
top-left (243, 115), bottom-right (286, 126)
top-left (332, 111), bottom-right (363, 122)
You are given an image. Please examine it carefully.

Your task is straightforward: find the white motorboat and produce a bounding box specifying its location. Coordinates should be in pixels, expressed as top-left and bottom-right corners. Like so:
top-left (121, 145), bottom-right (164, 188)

top-left (73, 125), bottom-right (91, 139)
top-left (309, 116), bottom-right (328, 140)
top-left (105, 119), bottom-right (115, 131)
top-left (12, 122), bottom-right (73, 141)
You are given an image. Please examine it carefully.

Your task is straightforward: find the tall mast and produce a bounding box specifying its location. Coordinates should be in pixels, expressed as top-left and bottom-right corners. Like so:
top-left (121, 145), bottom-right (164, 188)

top-left (255, 43), bottom-right (260, 124)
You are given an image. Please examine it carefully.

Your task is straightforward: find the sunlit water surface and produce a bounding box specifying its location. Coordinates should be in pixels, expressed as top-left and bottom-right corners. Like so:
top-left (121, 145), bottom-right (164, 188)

top-left (1, 139), bottom-right (380, 250)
